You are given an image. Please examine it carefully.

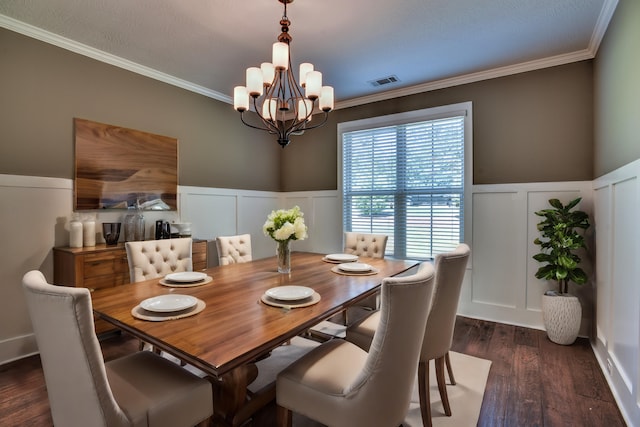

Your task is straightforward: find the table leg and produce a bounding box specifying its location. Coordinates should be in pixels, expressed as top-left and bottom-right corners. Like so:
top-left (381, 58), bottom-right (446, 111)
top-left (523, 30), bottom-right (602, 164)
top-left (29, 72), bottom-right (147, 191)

top-left (213, 363), bottom-right (259, 427)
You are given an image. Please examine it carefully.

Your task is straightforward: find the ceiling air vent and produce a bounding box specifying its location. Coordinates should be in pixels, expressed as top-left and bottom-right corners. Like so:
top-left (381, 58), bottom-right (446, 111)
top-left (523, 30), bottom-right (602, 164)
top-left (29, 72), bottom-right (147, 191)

top-left (368, 75), bottom-right (400, 87)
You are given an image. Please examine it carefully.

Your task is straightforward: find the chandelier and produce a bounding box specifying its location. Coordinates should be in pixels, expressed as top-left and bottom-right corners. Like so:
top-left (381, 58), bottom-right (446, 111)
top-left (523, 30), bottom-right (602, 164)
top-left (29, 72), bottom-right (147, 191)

top-left (233, 0), bottom-right (334, 148)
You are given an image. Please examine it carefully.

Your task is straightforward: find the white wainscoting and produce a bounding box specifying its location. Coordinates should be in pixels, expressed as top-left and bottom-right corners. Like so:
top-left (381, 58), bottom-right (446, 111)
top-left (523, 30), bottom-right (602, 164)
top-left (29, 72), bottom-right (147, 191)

top-left (592, 159), bottom-right (640, 426)
top-left (178, 186), bottom-right (343, 264)
top-left (0, 176), bottom-right (343, 364)
top-left (460, 181), bottom-right (594, 333)
top-left (6, 172), bottom-right (634, 425)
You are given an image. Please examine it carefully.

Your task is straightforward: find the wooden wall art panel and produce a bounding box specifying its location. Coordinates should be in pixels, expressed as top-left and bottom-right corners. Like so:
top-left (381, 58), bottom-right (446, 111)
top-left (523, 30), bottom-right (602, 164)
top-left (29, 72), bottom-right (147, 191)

top-left (74, 118), bottom-right (178, 210)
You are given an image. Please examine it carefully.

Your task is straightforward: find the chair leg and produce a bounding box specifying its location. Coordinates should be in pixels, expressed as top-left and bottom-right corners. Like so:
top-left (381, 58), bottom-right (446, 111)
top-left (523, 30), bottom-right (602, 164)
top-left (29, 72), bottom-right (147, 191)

top-left (445, 351), bottom-right (456, 385)
top-left (418, 361), bottom-right (432, 427)
top-left (435, 356), bottom-right (452, 416)
top-left (276, 404), bottom-right (292, 427)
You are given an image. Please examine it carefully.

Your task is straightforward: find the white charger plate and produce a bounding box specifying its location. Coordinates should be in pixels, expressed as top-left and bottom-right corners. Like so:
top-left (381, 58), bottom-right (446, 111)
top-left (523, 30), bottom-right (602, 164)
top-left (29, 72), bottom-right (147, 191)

top-left (140, 294), bottom-right (198, 312)
top-left (325, 253), bottom-right (359, 262)
top-left (265, 285), bottom-right (314, 301)
top-left (165, 271), bottom-right (207, 283)
top-left (338, 262), bottom-right (373, 273)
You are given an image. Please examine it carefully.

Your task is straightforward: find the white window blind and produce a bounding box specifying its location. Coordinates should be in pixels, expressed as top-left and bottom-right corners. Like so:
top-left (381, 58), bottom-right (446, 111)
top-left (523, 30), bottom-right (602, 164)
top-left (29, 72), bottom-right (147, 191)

top-left (341, 104), bottom-right (469, 260)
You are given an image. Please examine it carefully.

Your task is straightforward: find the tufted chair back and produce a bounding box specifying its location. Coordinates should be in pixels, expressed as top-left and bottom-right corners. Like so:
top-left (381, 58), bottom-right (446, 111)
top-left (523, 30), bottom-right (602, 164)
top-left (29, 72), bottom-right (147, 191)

top-left (344, 232), bottom-right (388, 259)
top-left (125, 238), bottom-right (193, 282)
top-left (22, 270), bottom-right (214, 427)
top-left (215, 234), bottom-right (252, 265)
top-left (276, 263), bottom-right (436, 427)
top-left (421, 243), bottom-right (470, 361)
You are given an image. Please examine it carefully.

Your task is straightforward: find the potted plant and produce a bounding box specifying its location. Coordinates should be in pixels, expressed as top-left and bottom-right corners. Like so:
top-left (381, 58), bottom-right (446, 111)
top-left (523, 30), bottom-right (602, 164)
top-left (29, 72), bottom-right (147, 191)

top-left (533, 197), bottom-right (590, 345)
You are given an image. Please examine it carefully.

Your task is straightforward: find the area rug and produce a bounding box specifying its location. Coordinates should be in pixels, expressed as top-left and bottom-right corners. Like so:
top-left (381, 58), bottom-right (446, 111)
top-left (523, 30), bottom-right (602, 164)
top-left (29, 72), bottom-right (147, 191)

top-left (292, 350), bottom-right (492, 427)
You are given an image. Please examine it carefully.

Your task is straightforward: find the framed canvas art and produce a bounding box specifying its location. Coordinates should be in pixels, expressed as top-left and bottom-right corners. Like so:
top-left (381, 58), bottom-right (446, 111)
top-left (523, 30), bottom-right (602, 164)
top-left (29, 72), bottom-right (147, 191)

top-left (74, 118), bottom-right (178, 210)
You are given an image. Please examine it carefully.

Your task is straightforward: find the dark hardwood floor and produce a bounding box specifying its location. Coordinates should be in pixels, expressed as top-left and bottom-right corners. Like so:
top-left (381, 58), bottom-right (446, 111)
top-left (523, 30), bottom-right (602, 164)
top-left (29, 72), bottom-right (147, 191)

top-left (0, 316), bottom-right (626, 426)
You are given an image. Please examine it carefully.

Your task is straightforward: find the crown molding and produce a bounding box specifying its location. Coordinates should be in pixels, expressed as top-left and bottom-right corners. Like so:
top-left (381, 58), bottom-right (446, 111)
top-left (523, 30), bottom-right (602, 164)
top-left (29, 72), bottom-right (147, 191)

top-left (334, 50), bottom-right (594, 110)
top-left (335, 0), bottom-right (619, 110)
top-left (588, 0), bottom-right (619, 54)
top-left (3, 0), bottom-right (618, 110)
top-left (0, 14), bottom-right (233, 104)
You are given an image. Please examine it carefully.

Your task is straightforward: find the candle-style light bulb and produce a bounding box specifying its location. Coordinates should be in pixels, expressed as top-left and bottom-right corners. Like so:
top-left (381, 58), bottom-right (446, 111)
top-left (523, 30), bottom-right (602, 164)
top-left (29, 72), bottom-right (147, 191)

top-left (233, 86), bottom-right (249, 112)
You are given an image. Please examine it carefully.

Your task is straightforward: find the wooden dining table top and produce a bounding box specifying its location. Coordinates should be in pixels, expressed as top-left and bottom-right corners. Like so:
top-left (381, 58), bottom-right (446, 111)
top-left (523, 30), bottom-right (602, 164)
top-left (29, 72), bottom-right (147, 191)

top-left (91, 251), bottom-right (419, 377)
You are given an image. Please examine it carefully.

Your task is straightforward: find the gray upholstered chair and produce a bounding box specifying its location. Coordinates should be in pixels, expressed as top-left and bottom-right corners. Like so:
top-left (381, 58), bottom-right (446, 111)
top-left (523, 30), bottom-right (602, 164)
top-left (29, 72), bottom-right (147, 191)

top-left (344, 231), bottom-right (388, 259)
top-left (125, 237), bottom-right (193, 282)
top-left (215, 233), bottom-right (252, 265)
top-left (276, 262), bottom-right (436, 427)
top-left (346, 243), bottom-right (471, 427)
top-left (22, 270), bottom-right (213, 427)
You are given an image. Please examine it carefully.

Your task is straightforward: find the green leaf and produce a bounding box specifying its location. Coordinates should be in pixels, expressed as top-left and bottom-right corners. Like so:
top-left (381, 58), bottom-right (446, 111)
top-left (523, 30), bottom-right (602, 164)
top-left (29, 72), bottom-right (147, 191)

top-left (565, 197), bottom-right (582, 210)
top-left (555, 267), bottom-right (568, 280)
top-left (535, 265), bottom-right (556, 280)
top-left (533, 253), bottom-right (554, 263)
top-left (569, 268), bottom-right (588, 284)
top-left (548, 199), bottom-right (563, 209)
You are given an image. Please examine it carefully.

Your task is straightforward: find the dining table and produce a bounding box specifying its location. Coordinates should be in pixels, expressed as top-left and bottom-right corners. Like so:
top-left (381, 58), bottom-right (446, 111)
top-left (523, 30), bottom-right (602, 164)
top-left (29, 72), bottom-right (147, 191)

top-left (90, 251), bottom-right (420, 426)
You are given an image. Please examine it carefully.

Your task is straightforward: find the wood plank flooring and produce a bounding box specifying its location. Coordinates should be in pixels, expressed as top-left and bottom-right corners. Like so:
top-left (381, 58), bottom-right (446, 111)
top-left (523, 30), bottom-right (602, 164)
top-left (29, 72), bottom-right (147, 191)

top-left (0, 316), bottom-right (626, 426)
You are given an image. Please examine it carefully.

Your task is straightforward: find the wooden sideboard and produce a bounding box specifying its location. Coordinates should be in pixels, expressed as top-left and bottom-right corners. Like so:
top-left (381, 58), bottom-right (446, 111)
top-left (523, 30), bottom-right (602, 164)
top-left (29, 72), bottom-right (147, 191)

top-left (54, 239), bottom-right (208, 333)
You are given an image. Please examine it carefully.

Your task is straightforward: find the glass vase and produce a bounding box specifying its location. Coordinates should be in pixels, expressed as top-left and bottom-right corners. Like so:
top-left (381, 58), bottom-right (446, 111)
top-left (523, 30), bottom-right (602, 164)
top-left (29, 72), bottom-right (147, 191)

top-left (277, 240), bottom-right (291, 274)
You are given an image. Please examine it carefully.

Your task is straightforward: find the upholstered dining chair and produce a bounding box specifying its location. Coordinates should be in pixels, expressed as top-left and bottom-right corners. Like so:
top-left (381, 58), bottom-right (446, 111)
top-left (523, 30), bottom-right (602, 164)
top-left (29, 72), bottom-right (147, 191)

top-left (215, 233), bottom-right (252, 265)
top-left (125, 237), bottom-right (193, 282)
top-left (276, 262), bottom-right (436, 427)
top-left (346, 243), bottom-right (471, 427)
top-left (22, 270), bottom-right (213, 427)
top-left (344, 231), bottom-right (389, 259)
top-left (344, 232), bottom-right (388, 312)
top-left (308, 232), bottom-right (390, 340)
top-left (125, 237), bottom-right (194, 353)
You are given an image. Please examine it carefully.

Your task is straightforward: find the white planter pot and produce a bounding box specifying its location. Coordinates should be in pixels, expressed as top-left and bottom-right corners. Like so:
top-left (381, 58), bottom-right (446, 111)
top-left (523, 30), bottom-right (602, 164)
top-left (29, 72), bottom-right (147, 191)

top-left (541, 293), bottom-right (582, 345)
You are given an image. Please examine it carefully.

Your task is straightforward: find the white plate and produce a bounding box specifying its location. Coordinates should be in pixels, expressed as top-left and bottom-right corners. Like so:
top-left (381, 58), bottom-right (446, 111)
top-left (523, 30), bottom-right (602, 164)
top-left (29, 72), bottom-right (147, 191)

top-left (165, 272), bottom-right (207, 283)
top-left (265, 286), bottom-right (314, 301)
top-left (140, 294), bottom-right (198, 312)
top-left (338, 262), bottom-right (372, 273)
top-left (325, 253), bottom-right (359, 262)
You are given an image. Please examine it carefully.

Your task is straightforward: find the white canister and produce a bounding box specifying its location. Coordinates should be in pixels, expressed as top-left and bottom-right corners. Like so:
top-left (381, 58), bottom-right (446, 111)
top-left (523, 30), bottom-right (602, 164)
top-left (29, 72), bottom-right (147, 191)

top-left (83, 219), bottom-right (96, 247)
top-left (69, 218), bottom-right (83, 248)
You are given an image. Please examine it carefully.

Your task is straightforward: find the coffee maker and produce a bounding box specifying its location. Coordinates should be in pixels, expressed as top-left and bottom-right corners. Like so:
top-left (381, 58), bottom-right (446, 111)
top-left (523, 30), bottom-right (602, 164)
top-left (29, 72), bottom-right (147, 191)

top-left (155, 220), bottom-right (171, 240)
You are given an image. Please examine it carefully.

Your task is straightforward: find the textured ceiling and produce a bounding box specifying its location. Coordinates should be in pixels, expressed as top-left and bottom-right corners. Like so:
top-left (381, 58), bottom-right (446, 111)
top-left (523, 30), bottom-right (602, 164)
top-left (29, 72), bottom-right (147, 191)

top-left (0, 0), bottom-right (617, 108)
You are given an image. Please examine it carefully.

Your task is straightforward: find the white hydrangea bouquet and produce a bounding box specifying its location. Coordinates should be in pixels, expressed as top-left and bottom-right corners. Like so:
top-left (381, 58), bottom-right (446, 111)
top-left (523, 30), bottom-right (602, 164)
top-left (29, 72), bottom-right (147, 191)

top-left (263, 206), bottom-right (307, 273)
top-left (263, 205), bottom-right (308, 242)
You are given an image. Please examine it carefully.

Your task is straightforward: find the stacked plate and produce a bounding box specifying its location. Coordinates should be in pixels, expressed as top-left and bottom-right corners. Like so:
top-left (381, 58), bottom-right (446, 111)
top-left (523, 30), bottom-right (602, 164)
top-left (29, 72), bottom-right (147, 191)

top-left (261, 285), bottom-right (319, 309)
top-left (323, 253), bottom-right (358, 263)
top-left (139, 294), bottom-right (198, 313)
top-left (264, 285), bottom-right (314, 302)
top-left (163, 271), bottom-right (208, 285)
top-left (336, 262), bottom-right (374, 273)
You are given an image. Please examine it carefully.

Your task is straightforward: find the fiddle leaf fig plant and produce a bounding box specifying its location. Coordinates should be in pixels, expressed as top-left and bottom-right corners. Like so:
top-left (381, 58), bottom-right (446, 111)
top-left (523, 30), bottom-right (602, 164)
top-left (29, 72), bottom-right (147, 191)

top-left (533, 197), bottom-right (590, 295)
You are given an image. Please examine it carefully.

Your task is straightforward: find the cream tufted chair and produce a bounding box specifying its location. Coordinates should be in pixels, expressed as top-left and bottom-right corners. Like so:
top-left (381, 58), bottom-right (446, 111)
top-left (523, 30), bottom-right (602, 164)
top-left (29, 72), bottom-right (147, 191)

top-left (22, 270), bottom-right (213, 427)
top-left (125, 238), bottom-right (193, 282)
top-left (346, 231), bottom-right (389, 321)
top-left (346, 243), bottom-right (471, 427)
top-left (308, 232), bottom-right (389, 340)
top-left (215, 234), bottom-right (252, 265)
top-left (277, 263), bottom-right (436, 427)
top-left (344, 232), bottom-right (388, 259)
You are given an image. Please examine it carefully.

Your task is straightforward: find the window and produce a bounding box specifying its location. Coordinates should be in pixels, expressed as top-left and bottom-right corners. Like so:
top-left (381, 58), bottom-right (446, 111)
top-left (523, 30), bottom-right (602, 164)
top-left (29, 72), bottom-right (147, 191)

top-left (339, 102), bottom-right (472, 260)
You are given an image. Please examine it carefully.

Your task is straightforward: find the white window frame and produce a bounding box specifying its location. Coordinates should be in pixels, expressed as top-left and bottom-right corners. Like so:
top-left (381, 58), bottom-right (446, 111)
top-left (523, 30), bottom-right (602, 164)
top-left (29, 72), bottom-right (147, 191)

top-left (337, 101), bottom-right (473, 259)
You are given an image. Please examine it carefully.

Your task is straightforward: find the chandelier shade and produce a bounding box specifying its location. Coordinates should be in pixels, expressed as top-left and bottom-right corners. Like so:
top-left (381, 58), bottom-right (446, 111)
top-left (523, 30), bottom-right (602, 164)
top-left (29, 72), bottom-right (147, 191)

top-left (233, 0), bottom-right (334, 148)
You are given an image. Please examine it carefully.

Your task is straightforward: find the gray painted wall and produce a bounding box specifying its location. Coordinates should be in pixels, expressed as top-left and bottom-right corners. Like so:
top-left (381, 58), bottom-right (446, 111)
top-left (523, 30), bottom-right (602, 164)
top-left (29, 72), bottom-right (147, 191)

top-left (0, 28), bottom-right (281, 192)
top-left (2, 27), bottom-right (595, 193)
top-left (282, 61), bottom-right (594, 191)
top-left (594, 0), bottom-right (640, 177)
